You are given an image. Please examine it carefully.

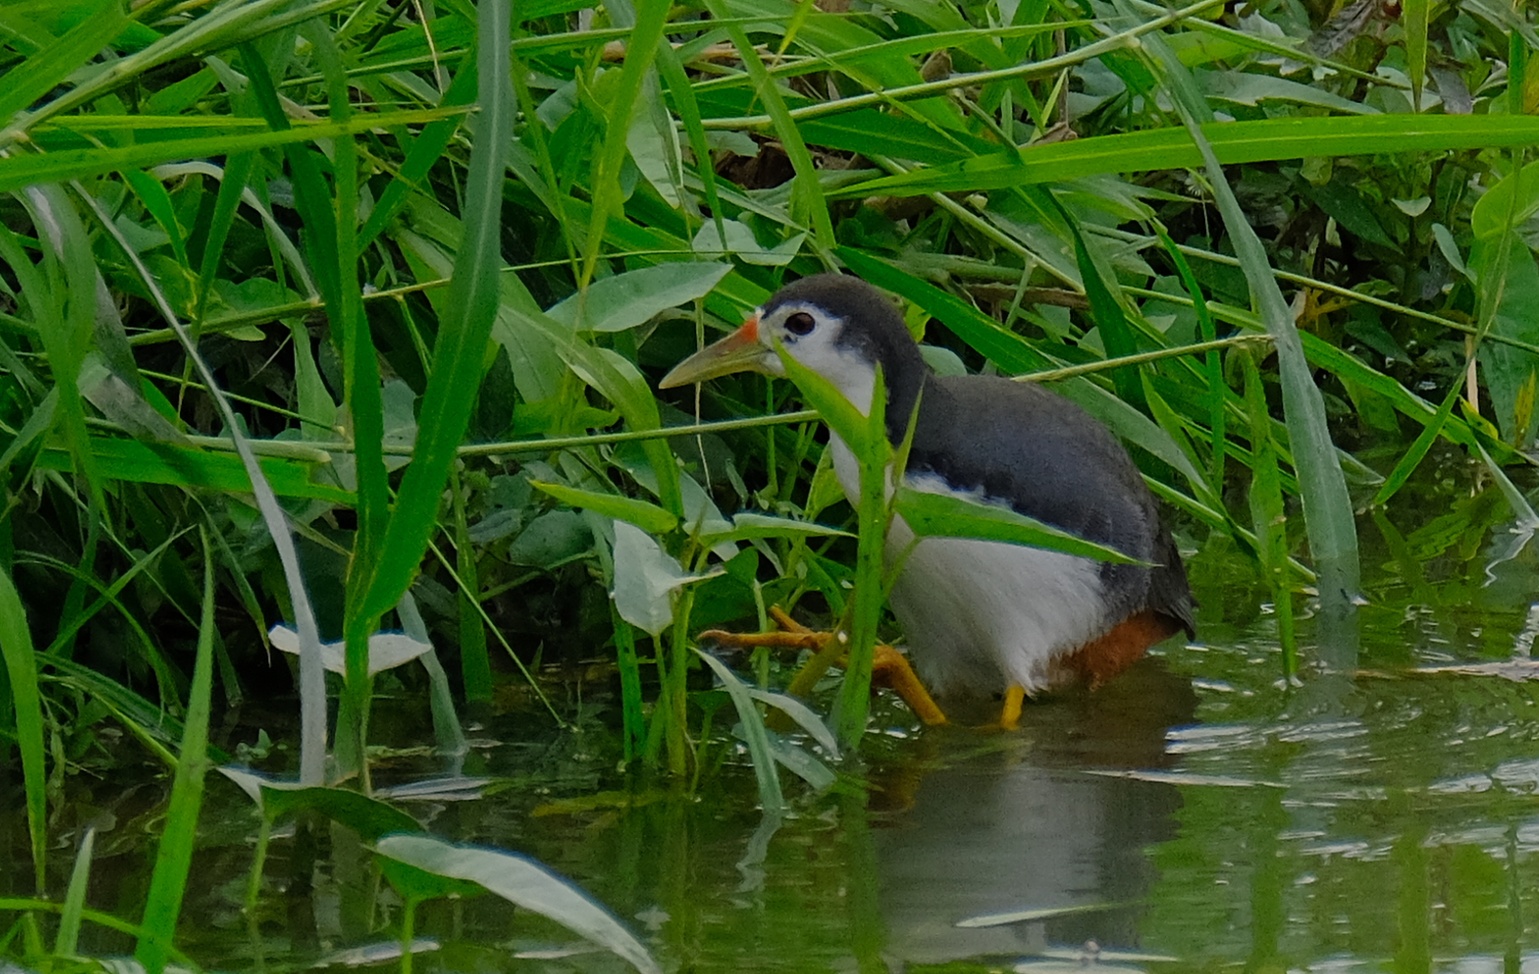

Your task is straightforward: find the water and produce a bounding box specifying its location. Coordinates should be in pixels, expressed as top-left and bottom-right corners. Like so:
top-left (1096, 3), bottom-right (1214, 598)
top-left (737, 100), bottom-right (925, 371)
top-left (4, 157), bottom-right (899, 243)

top-left (10, 472), bottom-right (1539, 972)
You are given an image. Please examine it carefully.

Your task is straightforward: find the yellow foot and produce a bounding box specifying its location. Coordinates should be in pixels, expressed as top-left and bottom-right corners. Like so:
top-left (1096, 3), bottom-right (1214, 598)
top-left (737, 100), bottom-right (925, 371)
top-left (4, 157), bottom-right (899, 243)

top-left (697, 606), bottom-right (948, 726)
top-left (998, 685), bottom-right (1026, 732)
top-left (872, 643), bottom-right (947, 726)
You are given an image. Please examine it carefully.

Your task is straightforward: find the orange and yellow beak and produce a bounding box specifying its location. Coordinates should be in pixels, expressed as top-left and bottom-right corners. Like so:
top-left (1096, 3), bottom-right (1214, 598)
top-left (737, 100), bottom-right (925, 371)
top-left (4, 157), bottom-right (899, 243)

top-left (658, 316), bottom-right (772, 388)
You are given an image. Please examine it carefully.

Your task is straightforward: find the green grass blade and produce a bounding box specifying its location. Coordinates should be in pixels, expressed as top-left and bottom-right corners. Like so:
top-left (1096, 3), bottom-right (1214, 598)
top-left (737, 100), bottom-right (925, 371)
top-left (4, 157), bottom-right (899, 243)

top-left (1149, 33), bottom-right (1360, 659)
top-left (835, 115), bottom-right (1539, 199)
top-left (834, 367), bottom-right (889, 749)
top-left (696, 649), bottom-right (786, 815)
top-left (360, 0), bottom-right (512, 623)
top-left (1241, 352), bottom-right (1296, 678)
top-left (396, 592), bottom-right (469, 756)
top-left (358, 54), bottom-right (479, 249)
top-left (1372, 381), bottom-right (1461, 508)
top-left (17, 184), bottom-right (105, 660)
top-left (135, 530), bottom-right (217, 973)
top-left (0, 566), bottom-right (47, 892)
top-left (192, 151), bottom-right (257, 321)
top-left (580, 1), bottom-right (669, 288)
top-left (1405, 0), bottom-right (1429, 110)
top-left (0, 0), bottom-right (125, 125)
top-left (654, 36), bottom-right (727, 248)
top-left (35, 437), bottom-right (351, 503)
top-left (531, 481), bottom-right (679, 534)
top-left (77, 162), bottom-right (330, 784)
top-left (1153, 223), bottom-right (1226, 489)
top-left (449, 467), bottom-right (492, 704)
top-left (0, 107), bottom-right (462, 194)
top-left (1064, 211), bottom-right (1144, 409)
top-left (704, 0), bottom-right (834, 249)
top-left (55, 826), bottom-right (96, 956)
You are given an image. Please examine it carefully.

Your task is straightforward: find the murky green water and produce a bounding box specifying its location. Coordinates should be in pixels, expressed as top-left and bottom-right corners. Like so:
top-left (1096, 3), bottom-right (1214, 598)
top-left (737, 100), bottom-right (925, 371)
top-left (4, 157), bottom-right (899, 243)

top-left (11, 469), bottom-right (1539, 972)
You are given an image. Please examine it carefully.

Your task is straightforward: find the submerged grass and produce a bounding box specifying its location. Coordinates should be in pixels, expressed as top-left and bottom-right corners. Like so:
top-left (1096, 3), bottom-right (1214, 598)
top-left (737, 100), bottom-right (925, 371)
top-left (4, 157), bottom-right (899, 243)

top-left (1, 0), bottom-right (1537, 966)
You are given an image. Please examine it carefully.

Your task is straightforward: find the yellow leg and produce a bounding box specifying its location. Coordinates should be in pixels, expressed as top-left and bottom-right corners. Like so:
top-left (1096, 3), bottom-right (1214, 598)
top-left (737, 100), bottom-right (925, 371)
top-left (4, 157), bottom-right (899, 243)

top-left (872, 644), bottom-right (947, 726)
top-left (699, 605), bottom-right (948, 726)
top-left (999, 685), bottom-right (1026, 731)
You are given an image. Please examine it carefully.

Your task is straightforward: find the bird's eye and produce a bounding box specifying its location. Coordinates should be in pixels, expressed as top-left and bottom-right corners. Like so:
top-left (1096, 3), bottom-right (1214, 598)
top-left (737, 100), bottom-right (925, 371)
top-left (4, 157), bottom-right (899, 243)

top-left (784, 311), bottom-right (816, 337)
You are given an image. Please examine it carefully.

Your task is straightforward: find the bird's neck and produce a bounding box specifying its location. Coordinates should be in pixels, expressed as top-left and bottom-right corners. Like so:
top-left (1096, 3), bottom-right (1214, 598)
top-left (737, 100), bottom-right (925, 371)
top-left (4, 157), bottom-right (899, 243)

top-left (826, 370), bottom-right (937, 507)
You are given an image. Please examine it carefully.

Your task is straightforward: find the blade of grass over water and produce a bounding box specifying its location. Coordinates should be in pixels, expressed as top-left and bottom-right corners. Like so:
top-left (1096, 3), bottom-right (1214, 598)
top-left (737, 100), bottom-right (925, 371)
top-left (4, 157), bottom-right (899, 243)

top-left (358, 0), bottom-right (511, 623)
top-left (697, 649), bottom-right (787, 815)
top-left (54, 827), bottom-right (95, 957)
top-left (135, 531), bottom-right (217, 974)
top-left (1146, 28), bottom-right (1361, 664)
top-left (0, 566), bottom-right (46, 892)
top-left (75, 177), bottom-right (330, 784)
top-left (1242, 352), bottom-right (1297, 678)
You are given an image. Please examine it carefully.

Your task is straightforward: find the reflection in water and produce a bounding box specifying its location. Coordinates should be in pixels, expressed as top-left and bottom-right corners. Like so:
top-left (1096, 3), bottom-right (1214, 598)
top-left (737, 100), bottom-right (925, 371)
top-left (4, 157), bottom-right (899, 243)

top-left (868, 657), bottom-right (1196, 967)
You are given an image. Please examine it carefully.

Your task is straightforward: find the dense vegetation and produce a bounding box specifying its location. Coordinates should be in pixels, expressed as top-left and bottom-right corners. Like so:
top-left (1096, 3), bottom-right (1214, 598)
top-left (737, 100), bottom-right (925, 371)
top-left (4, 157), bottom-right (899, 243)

top-left (3, 0), bottom-right (1539, 968)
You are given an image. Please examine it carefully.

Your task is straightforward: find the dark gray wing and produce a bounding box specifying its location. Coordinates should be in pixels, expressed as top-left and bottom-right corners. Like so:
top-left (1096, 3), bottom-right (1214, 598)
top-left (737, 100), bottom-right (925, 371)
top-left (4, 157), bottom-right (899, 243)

top-left (907, 375), bottom-right (1194, 634)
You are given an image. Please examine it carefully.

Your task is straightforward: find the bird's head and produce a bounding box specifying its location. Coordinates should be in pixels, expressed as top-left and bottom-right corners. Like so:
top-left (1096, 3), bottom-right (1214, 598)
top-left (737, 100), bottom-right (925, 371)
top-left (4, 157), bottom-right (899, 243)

top-left (659, 274), bottom-right (925, 418)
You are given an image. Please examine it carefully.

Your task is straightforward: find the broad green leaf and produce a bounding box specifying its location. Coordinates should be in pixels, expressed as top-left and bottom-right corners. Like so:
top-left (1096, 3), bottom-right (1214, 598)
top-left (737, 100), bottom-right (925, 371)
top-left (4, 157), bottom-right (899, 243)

top-left (612, 521), bottom-right (720, 637)
top-left (531, 481), bottom-right (679, 534)
top-left (1471, 159), bottom-right (1539, 241)
top-left (268, 625), bottom-right (433, 677)
top-left (895, 486), bottom-right (1140, 564)
top-left (699, 512), bottom-right (852, 545)
top-left (691, 221), bottom-right (804, 267)
top-left (547, 262), bottom-right (731, 332)
top-left (218, 770), bottom-right (423, 842)
top-left (376, 834), bottom-right (661, 974)
top-left (136, 536), bottom-right (217, 971)
top-left (1471, 232), bottom-right (1539, 447)
top-left (1201, 70), bottom-right (1379, 114)
top-left (507, 511), bottom-right (593, 568)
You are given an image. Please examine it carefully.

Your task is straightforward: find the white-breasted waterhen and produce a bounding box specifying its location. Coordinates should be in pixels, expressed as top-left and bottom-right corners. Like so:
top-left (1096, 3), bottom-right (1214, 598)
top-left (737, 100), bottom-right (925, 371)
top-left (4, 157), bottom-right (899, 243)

top-left (660, 273), bottom-right (1195, 729)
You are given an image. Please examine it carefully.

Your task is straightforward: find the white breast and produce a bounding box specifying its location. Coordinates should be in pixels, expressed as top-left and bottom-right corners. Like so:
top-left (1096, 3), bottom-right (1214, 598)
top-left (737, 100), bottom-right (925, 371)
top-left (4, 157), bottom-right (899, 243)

top-left (830, 437), bottom-right (1108, 697)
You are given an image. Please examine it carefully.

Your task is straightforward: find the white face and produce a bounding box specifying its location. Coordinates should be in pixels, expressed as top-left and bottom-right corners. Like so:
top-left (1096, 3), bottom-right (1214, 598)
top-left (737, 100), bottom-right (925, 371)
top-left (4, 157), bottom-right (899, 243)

top-left (757, 300), bottom-right (879, 416)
